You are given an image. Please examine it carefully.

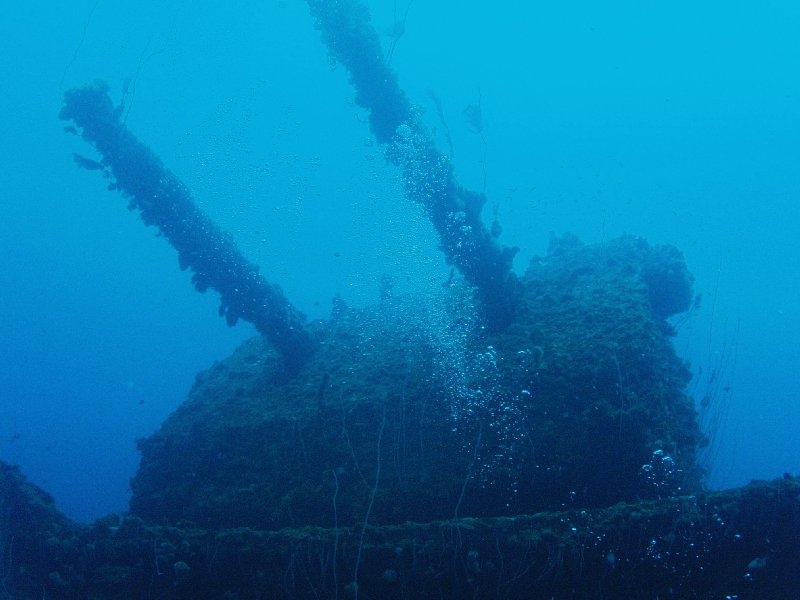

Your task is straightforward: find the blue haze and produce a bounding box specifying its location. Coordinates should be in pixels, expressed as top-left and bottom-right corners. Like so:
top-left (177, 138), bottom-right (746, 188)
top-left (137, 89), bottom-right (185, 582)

top-left (0, 1), bottom-right (798, 522)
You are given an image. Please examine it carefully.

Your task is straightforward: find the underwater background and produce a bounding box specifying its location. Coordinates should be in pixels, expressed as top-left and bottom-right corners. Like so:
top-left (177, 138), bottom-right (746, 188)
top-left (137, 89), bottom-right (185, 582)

top-left (0, 0), bottom-right (798, 524)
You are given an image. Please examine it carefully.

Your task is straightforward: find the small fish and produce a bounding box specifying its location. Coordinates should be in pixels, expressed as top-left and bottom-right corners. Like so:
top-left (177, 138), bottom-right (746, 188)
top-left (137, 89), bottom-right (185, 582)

top-left (72, 153), bottom-right (105, 171)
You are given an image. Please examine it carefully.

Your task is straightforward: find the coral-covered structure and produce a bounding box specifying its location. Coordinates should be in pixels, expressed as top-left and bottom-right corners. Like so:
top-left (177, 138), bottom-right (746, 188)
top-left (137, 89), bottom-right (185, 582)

top-left (4, 0), bottom-right (790, 598)
top-left (60, 82), bottom-right (314, 369)
top-left (3, 234), bottom-right (797, 600)
top-left (306, 0), bottom-right (520, 326)
top-left (128, 235), bottom-right (703, 530)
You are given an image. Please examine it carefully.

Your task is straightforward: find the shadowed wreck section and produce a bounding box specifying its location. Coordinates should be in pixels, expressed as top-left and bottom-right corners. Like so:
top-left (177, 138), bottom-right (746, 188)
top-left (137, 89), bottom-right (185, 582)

top-left (28, 3), bottom-right (797, 598)
top-left (306, 0), bottom-right (520, 327)
top-left (128, 235), bottom-right (705, 531)
top-left (59, 81), bottom-right (314, 369)
top-left (3, 235), bottom-right (800, 598)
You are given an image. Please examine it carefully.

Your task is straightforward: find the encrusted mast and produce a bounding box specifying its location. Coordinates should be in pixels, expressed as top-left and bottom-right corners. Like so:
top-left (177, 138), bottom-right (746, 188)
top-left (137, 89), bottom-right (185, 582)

top-left (306, 0), bottom-right (520, 325)
top-left (60, 0), bottom-right (520, 368)
top-left (60, 82), bottom-right (314, 369)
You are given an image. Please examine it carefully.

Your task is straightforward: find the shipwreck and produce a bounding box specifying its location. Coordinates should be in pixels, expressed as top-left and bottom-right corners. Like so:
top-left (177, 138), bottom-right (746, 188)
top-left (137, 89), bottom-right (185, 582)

top-left (1, 1), bottom-right (798, 599)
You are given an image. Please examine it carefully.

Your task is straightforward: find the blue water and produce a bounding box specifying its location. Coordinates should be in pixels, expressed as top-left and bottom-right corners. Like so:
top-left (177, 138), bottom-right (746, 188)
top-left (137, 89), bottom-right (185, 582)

top-left (1, 1), bottom-right (798, 523)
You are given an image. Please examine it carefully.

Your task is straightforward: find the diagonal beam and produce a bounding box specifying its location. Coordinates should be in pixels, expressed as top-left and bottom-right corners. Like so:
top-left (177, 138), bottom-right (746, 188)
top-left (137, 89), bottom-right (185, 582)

top-left (306, 0), bottom-right (520, 327)
top-left (60, 81), bottom-right (314, 369)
